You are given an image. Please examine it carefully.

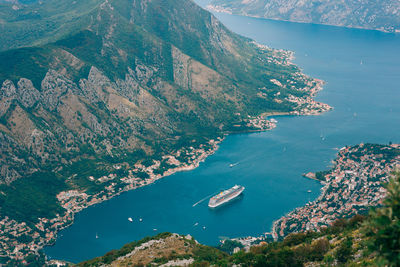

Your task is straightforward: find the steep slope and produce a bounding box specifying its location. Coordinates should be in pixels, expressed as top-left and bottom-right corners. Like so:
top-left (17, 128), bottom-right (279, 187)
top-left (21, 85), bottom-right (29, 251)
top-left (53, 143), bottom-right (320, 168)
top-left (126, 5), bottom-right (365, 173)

top-left (0, 0), bottom-right (331, 263)
top-left (0, 0), bottom-right (327, 185)
top-left (208, 0), bottom-right (400, 33)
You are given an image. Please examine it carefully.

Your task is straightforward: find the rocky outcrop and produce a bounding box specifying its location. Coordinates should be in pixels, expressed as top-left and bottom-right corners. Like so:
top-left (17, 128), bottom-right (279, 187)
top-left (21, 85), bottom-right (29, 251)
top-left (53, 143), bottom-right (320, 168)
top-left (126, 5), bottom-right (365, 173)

top-left (41, 70), bottom-right (78, 111)
top-left (0, 80), bottom-right (17, 116)
top-left (17, 78), bottom-right (40, 108)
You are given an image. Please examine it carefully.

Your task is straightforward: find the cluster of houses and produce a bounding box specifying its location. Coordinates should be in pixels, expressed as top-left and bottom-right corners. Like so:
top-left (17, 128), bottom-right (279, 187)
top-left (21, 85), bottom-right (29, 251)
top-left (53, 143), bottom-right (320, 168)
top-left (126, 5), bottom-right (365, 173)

top-left (272, 143), bottom-right (400, 239)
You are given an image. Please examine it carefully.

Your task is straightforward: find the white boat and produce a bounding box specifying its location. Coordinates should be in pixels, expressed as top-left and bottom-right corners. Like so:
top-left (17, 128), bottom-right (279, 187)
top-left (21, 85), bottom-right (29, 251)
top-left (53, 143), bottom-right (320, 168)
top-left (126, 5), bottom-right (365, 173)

top-left (128, 217), bottom-right (133, 222)
top-left (208, 185), bottom-right (245, 208)
top-left (139, 218), bottom-right (143, 222)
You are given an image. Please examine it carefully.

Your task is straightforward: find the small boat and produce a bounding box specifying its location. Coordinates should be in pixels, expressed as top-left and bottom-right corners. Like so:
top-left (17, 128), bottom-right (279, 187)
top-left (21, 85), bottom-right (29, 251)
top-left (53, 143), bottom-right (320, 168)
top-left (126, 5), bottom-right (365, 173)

top-left (229, 162), bottom-right (239, 168)
top-left (128, 217), bottom-right (133, 222)
top-left (194, 222), bottom-right (199, 226)
top-left (203, 226), bottom-right (206, 230)
top-left (139, 218), bottom-right (143, 222)
top-left (153, 228), bottom-right (158, 231)
top-left (307, 190), bottom-right (312, 193)
top-left (95, 233), bottom-right (99, 239)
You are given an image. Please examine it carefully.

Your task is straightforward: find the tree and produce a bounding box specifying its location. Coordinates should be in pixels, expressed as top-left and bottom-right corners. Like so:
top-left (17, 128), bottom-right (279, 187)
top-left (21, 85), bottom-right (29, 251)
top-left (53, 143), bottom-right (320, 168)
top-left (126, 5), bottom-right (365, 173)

top-left (335, 237), bottom-right (353, 263)
top-left (364, 171), bottom-right (400, 266)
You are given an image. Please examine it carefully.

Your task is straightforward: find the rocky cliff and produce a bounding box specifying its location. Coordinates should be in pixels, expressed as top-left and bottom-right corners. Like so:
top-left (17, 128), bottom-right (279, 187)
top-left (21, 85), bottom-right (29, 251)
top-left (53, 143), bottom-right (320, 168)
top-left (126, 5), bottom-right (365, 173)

top-left (209, 0), bottom-right (400, 33)
top-left (0, 0), bottom-right (331, 262)
top-left (0, 0), bottom-right (327, 187)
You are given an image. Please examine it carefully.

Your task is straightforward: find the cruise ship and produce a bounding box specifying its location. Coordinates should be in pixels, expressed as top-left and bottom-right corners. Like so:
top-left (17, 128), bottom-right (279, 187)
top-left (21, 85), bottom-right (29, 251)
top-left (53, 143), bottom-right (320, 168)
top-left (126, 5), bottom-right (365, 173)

top-left (208, 185), bottom-right (245, 208)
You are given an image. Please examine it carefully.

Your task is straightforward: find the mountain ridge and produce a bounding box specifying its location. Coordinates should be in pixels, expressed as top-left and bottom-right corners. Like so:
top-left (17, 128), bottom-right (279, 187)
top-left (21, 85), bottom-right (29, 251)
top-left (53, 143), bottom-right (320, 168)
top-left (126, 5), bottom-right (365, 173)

top-left (208, 0), bottom-right (400, 33)
top-left (0, 0), bottom-right (331, 263)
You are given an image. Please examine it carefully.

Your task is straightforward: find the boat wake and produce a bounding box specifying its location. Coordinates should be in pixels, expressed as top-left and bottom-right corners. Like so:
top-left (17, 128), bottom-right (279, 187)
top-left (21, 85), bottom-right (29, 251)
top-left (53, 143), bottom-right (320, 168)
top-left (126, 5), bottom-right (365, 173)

top-left (192, 191), bottom-right (219, 207)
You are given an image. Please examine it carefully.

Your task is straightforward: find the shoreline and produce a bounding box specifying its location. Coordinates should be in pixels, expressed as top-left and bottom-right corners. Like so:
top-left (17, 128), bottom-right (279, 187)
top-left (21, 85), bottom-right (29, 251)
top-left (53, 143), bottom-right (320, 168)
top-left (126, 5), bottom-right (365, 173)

top-left (234, 144), bottom-right (400, 248)
top-left (0, 39), bottom-right (333, 262)
top-left (45, 61), bottom-right (332, 261)
top-left (270, 143), bottom-right (400, 240)
top-left (302, 172), bottom-right (324, 183)
top-left (206, 5), bottom-right (400, 34)
top-left (260, 111), bottom-right (291, 118)
top-left (44, 109), bottom-right (327, 261)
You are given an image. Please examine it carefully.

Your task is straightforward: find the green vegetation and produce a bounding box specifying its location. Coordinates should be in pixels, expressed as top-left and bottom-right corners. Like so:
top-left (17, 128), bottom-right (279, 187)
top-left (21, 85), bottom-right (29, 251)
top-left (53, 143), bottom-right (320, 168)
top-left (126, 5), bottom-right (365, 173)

top-left (0, 0), bottom-right (310, 228)
top-left (217, 239), bottom-right (244, 254)
top-left (364, 171), bottom-right (400, 266)
top-left (0, 172), bottom-right (68, 223)
top-left (77, 232), bottom-right (174, 266)
top-left (0, 0), bottom-right (330, 264)
top-left (315, 170), bottom-right (330, 181)
top-left (4, 252), bottom-right (46, 267)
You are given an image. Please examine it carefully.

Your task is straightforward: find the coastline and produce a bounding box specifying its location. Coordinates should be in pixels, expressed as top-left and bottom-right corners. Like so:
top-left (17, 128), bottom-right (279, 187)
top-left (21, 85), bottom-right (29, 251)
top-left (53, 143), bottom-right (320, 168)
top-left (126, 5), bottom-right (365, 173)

top-left (206, 4), bottom-right (400, 34)
top-left (0, 40), bottom-right (332, 262)
top-left (260, 111), bottom-right (291, 118)
top-left (44, 102), bottom-right (329, 261)
top-left (271, 143), bottom-right (400, 240)
top-left (233, 144), bottom-right (400, 249)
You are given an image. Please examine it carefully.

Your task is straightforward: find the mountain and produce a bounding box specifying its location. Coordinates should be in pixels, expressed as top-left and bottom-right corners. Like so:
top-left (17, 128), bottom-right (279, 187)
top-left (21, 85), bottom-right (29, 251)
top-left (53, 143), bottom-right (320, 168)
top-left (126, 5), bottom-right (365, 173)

top-left (208, 0), bottom-right (400, 33)
top-left (0, 0), bottom-right (322, 186)
top-left (0, 0), bottom-right (330, 263)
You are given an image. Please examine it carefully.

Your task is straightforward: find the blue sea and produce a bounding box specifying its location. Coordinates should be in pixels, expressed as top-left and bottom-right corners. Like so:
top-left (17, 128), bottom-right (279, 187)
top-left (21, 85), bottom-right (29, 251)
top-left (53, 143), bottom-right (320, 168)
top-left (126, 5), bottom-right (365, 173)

top-left (45, 1), bottom-right (400, 263)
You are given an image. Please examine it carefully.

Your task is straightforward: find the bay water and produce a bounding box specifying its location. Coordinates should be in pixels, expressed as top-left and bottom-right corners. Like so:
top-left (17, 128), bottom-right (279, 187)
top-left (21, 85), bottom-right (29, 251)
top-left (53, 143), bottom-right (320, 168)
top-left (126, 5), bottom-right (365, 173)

top-left (45, 2), bottom-right (400, 262)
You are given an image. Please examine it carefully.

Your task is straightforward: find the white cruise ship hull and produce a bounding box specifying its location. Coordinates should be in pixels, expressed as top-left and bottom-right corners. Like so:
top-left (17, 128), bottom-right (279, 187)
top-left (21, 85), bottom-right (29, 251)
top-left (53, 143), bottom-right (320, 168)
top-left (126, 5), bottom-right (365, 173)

top-left (208, 186), bottom-right (244, 208)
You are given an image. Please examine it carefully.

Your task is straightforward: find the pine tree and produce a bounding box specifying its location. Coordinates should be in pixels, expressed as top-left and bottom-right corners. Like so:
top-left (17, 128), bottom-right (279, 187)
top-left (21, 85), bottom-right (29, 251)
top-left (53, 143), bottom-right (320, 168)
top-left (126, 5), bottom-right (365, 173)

top-left (364, 171), bottom-right (400, 266)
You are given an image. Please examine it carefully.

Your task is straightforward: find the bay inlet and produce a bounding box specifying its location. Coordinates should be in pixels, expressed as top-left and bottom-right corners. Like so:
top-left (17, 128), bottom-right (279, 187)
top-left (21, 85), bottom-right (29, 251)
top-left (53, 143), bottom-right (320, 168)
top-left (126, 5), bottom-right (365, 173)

top-left (45, 3), bottom-right (400, 262)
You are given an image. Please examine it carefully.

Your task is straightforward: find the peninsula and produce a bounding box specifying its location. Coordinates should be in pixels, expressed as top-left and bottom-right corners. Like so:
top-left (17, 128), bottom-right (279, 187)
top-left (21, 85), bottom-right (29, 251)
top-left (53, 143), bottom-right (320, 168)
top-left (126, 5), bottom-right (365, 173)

top-left (273, 143), bottom-right (400, 239)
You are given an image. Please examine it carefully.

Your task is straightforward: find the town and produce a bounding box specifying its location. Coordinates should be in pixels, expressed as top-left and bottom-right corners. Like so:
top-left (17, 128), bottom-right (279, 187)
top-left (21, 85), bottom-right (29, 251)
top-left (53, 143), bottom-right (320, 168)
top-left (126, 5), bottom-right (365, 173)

top-left (0, 138), bottom-right (223, 262)
top-left (272, 143), bottom-right (400, 239)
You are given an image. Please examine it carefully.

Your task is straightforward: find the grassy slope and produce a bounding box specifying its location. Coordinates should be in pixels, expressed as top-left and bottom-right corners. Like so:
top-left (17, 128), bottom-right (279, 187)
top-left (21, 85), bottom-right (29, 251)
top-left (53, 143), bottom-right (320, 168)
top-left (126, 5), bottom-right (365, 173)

top-left (77, 216), bottom-right (369, 266)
